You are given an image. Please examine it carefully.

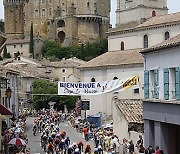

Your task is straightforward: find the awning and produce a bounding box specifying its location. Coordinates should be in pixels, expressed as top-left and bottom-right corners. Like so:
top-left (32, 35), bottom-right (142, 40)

top-left (0, 104), bottom-right (12, 115)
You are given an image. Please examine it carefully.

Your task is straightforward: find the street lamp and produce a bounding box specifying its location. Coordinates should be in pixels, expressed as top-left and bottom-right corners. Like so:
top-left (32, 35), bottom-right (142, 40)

top-left (6, 87), bottom-right (12, 108)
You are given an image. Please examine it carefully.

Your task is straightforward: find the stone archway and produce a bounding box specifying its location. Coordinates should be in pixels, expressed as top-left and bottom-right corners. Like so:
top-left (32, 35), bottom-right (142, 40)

top-left (57, 31), bottom-right (66, 43)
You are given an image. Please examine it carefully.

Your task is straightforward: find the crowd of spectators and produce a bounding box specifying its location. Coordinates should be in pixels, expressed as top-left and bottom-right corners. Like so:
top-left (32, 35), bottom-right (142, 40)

top-left (2, 116), bottom-right (30, 154)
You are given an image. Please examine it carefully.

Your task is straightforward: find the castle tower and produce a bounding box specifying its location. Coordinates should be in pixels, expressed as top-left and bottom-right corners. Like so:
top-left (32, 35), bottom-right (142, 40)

top-left (54, 0), bottom-right (111, 46)
top-left (3, 0), bottom-right (25, 39)
top-left (19, 0), bottom-right (110, 45)
top-left (116, 0), bottom-right (168, 26)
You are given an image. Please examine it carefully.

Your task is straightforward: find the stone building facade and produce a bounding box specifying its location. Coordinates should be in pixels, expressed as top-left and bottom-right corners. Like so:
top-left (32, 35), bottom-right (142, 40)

top-left (4, 0), bottom-right (110, 46)
top-left (3, 0), bottom-right (25, 39)
top-left (116, 0), bottom-right (168, 26)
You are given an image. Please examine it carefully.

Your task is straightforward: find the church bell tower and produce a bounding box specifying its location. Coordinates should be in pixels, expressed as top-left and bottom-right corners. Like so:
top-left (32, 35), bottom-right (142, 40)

top-left (3, 0), bottom-right (25, 39)
top-left (116, 0), bottom-right (168, 26)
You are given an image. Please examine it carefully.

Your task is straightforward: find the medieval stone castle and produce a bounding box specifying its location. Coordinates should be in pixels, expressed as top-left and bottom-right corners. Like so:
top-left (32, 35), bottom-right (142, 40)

top-left (3, 0), bottom-right (111, 46)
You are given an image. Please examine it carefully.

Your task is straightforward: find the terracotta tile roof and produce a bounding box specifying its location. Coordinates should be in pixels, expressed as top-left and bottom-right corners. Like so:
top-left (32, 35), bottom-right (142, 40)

top-left (50, 60), bottom-right (83, 68)
top-left (41, 58), bottom-right (85, 68)
top-left (79, 49), bottom-right (143, 69)
top-left (137, 12), bottom-right (180, 28)
top-left (109, 21), bottom-right (139, 32)
top-left (6, 39), bottom-right (30, 45)
top-left (5, 38), bottom-right (44, 45)
top-left (2, 63), bottom-right (51, 79)
top-left (115, 100), bottom-right (143, 124)
top-left (0, 58), bottom-right (14, 65)
top-left (108, 12), bottom-right (180, 36)
top-left (140, 34), bottom-right (180, 54)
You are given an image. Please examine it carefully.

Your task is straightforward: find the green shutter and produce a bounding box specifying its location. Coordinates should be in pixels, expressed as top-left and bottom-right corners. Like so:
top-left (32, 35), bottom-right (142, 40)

top-left (144, 70), bottom-right (149, 99)
top-left (154, 69), bottom-right (159, 99)
top-left (164, 68), bottom-right (169, 100)
top-left (175, 67), bottom-right (180, 100)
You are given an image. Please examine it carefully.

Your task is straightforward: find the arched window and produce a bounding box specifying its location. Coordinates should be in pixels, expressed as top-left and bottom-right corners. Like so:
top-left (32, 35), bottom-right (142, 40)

top-left (121, 41), bottom-right (124, 50)
top-left (57, 31), bottom-right (66, 43)
top-left (87, 2), bottom-right (90, 7)
top-left (57, 20), bottom-right (65, 27)
top-left (143, 35), bottom-right (148, 48)
top-left (152, 11), bottom-right (156, 17)
top-left (164, 31), bottom-right (170, 40)
top-left (113, 77), bottom-right (118, 80)
top-left (91, 78), bottom-right (95, 82)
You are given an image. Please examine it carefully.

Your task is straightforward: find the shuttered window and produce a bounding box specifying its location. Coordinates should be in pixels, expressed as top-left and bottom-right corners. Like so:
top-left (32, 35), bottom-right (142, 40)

top-left (144, 71), bottom-right (149, 99)
top-left (175, 67), bottom-right (180, 100)
top-left (154, 69), bottom-right (159, 99)
top-left (163, 68), bottom-right (169, 100)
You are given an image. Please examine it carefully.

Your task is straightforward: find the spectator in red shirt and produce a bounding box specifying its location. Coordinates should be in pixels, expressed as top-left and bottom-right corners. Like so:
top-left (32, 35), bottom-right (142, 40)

top-left (83, 126), bottom-right (88, 141)
top-left (155, 146), bottom-right (161, 154)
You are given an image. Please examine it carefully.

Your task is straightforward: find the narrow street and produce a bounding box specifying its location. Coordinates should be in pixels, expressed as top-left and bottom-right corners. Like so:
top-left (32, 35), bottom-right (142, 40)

top-left (25, 117), bottom-right (44, 154)
top-left (25, 117), bottom-right (94, 154)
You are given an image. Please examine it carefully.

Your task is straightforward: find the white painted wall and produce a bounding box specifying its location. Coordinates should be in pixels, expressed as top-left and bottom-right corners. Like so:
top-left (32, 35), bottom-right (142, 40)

top-left (108, 24), bottom-right (180, 51)
top-left (144, 47), bottom-right (180, 100)
top-left (113, 102), bottom-right (144, 153)
top-left (6, 40), bottom-right (44, 58)
top-left (53, 67), bottom-right (80, 82)
top-left (6, 43), bottom-right (30, 58)
top-left (7, 73), bottom-right (19, 118)
top-left (80, 66), bottom-right (144, 116)
top-left (113, 101), bottom-right (129, 142)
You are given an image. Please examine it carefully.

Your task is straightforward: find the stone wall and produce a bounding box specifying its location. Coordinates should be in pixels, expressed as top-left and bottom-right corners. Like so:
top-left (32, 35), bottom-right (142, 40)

top-left (116, 0), bottom-right (168, 25)
top-left (23, 0), bottom-right (110, 45)
top-left (4, 0), bottom-right (25, 39)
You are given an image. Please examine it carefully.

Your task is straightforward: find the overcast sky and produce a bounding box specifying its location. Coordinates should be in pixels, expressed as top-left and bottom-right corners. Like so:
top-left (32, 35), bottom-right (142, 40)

top-left (0, 0), bottom-right (180, 27)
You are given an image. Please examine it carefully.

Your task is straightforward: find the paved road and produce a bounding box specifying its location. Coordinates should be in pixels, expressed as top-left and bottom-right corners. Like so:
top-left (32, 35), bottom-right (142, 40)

top-left (25, 117), bottom-right (44, 154)
top-left (25, 117), bottom-right (94, 154)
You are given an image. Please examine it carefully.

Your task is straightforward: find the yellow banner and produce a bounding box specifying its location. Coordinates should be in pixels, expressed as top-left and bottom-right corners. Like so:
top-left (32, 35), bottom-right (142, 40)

top-left (122, 76), bottom-right (139, 90)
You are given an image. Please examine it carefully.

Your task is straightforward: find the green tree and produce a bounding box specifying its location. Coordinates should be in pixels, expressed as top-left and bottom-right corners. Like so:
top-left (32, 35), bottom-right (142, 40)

top-left (32, 79), bottom-right (77, 110)
top-left (3, 45), bottom-right (7, 58)
top-left (0, 20), bottom-right (4, 32)
top-left (6, 53), bottom-right (11, 58)
top-left (3, 46), bottom-right (11, 58)
top-left (41, 40), bottom-right (60, 59)
top-left (41, 39), bottom-right (108, 61)
top-left (29, 22), bottom-right (34, 59)
top-left (79, 43), bottom-right (85, 60)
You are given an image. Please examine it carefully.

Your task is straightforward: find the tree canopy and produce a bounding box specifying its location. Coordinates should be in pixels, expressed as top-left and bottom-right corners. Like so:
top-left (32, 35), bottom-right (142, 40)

top-left (29, 23), bottom-right (34, 59)
top-left (41, 39), bottom-right (108, 61)
top-left (32, 79), bottom-right (77, 110)
top-left (3, 46), bottom-right (11, 59)
top-left (0, 20), bottom-right (4, 32)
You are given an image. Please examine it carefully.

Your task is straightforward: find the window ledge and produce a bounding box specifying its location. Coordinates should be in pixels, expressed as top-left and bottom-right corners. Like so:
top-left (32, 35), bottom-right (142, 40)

top-left (143, 99), bottom-right (180, 104)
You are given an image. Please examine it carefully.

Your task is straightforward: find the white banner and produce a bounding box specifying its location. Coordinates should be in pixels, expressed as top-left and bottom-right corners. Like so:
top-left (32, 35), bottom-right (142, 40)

top-left (58, 76), bottom-right (139, 96)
